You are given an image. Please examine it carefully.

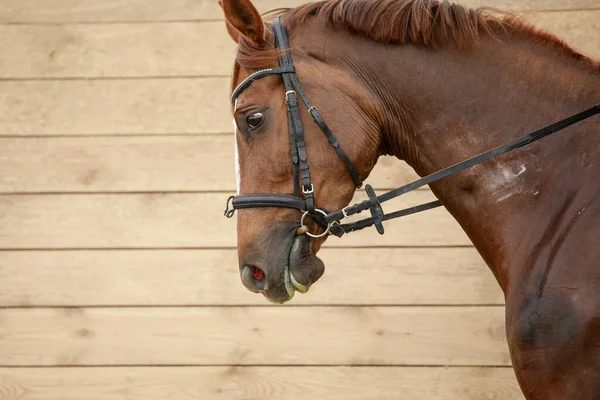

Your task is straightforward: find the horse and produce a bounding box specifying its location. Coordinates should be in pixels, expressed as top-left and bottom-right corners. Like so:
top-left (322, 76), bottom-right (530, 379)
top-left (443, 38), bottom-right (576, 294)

top-left (218, 0), bottom-right (600, 397)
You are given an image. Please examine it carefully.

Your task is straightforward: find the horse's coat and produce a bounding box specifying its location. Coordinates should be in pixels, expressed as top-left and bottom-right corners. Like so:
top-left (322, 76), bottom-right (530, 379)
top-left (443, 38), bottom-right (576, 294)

top-left (219, 0), bottom-right (600, 398)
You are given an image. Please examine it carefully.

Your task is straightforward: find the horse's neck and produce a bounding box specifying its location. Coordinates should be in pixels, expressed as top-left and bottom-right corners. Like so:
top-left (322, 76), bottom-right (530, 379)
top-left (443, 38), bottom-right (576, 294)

top-left (368, 34), bottom-right (600, 288)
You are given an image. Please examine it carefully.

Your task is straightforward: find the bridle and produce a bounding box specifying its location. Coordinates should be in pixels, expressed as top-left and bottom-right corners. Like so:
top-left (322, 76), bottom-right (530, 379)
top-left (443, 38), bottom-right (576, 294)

top-left (225, 16), bottom-right (362, 238)
top-left (225, 16), bottom-right (600, 238)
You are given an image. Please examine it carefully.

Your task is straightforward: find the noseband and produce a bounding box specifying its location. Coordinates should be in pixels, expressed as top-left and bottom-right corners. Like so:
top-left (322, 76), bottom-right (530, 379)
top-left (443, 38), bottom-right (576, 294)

top-left (225, 16), bottom-right (599, 238)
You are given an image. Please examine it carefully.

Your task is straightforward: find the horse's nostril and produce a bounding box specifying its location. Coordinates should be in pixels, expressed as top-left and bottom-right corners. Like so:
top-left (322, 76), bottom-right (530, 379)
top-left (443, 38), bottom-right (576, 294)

top-left (241, 264), bottom-right (268, 293)
top-left (251, 266), bottom-right (264, 280)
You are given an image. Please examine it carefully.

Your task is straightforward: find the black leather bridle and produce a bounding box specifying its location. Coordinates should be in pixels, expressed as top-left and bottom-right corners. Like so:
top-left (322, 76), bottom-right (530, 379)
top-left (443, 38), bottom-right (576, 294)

top-left (225, 16), bottom-right (599, 238)
top-left (225, 16), bottom-right (362, 238)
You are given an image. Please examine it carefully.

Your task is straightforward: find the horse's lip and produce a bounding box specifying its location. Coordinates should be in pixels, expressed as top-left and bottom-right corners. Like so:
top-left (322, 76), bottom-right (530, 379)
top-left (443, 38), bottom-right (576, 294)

top-left (290, 272), bottom-right (309, 293)
top-left (263, 234), bottom-right (310, 304)
top-left (288, 234), bottom-right (311, 293)
top-left (259, 233), bottom-right (311, 304)
top-left (283, 264), bottom-right (296, 300)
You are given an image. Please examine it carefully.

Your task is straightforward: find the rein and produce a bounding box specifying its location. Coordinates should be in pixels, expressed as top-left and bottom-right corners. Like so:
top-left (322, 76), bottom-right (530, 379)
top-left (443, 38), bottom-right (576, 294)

top-left (224, 16), bottom-right (600, 238)
top-left (327, 103), bottom-right (600, 235)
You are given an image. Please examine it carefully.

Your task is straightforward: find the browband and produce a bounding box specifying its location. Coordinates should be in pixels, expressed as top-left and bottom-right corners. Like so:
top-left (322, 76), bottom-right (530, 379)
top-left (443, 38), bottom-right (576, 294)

top-left (230, 66), bottom-right (295, 103)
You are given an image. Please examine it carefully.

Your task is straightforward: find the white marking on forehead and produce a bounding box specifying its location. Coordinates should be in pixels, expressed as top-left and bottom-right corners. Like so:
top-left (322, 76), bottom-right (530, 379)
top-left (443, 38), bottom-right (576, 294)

top-left (232, 119), bottom-right (241, 194)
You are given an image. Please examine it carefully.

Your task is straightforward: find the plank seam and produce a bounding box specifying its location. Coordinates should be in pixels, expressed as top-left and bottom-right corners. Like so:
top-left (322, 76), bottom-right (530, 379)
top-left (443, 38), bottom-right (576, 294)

top-left (0, 133), bottom-right (231, 138)
top-left (0, 364), bottom-right (514, 368)
top-left (0, 304), bottom-right (504, 309)
top-left (0, 75), bottom-right (230, 81)
top-left (0, 188), bottom-right (430, 195)
top-left (0, 245), bottom-right (476, 251)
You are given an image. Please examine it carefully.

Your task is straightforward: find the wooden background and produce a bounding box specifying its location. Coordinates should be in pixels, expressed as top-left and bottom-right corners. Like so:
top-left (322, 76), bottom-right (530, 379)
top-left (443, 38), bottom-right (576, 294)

top-left (0, 0), bottom-right (598, 398)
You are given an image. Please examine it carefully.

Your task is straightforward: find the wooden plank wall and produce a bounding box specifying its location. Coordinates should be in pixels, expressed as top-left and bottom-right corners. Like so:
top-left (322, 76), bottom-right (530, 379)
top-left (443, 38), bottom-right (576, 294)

top-left (0, 0), bottom-right (597, 398)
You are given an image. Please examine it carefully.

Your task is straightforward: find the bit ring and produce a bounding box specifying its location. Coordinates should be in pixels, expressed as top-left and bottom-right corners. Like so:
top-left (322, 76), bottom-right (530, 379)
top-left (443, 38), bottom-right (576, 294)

top-left (300, 209), bottom-right (331, 238)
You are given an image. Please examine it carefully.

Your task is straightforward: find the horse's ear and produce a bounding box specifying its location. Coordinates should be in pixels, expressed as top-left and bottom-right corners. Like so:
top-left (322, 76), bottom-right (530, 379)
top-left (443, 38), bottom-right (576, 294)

top-left (218, 0), bottom-right (266, 47)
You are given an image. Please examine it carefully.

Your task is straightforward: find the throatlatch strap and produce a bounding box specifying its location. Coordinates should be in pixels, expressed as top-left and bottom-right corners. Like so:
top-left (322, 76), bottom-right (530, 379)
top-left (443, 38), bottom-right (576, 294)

top-left (289, 74), bottom-right (363, 189)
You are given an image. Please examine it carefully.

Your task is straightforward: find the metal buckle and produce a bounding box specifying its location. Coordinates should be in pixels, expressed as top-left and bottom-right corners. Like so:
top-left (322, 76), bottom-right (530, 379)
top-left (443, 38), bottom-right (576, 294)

top-left (285, 90), bottom-right (296, 102)
top-left (307, 106), bottom-right (317, 114)
top-left (300, 209), bottom-right (331, 238)
top-left (302, 184), bottom-right (314, 195)
top-left (342, 205), bottom-right (353, 218)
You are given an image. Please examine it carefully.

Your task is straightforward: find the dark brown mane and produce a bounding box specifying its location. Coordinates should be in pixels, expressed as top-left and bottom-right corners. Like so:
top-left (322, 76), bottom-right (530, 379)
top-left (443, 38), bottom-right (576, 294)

top-left (234, 0), bottom-right (597, 71)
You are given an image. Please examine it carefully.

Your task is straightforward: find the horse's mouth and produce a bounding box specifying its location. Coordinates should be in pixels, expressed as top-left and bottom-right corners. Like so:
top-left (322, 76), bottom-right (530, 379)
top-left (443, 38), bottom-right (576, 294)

top-left (263, 234), bottom-right (321, 304)
top-left (269, 264), bottom-right (307, 304)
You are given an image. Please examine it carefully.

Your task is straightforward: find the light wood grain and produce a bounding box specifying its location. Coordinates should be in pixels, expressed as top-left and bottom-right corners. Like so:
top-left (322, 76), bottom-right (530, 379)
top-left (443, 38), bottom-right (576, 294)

top-left (0, 306), bottom-right (509, 366)
top-left (0, 136), bottom-right (417, 192)
top-left (0, 22), bottom-right (237, 78)
top-left (0, 79), bottom-right (230, 136)
top-left (0, 191), bottom-right (470, 248)
top-left (0, 366), bottom-right (524, 400)
top-left (525, 10), bottom-right (600, 59)
top-left (1, 12), bottom-right (598, 79)
top-left (0, 0), bottom-right (595, 22)
top-left (0, 248), bottom-right (501, 306)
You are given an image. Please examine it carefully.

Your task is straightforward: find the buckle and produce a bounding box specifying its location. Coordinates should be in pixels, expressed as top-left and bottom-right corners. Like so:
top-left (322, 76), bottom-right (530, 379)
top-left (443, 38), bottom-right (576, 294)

top-left (342, 205), bottom-right (353, 218)
top-left (302, 184), bottom-right (314, 195)
top-left (285, 90), bottom-right (296, 102)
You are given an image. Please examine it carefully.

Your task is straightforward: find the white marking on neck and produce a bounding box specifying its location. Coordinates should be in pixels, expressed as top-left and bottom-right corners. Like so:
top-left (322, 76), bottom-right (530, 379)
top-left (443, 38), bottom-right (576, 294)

top-left (484, 163), bottom-right (533, 203)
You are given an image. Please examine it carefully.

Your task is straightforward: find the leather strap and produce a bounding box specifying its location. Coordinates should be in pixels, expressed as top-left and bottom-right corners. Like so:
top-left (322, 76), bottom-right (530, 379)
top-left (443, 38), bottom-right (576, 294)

top-left (230, 194), bottom-right (307, 211)
top-left (231, 66), bottom-right (295, 103)
top-left (290, 74), bottom-right (363, 188)
top-left (335, 200), bottom-right (443, 235)
top-left (273, 17), bottom-right (316, 214)
top-left (225, 194), bottom-right (334, 232)
top-left (326, 104), bottom-right (600, 227)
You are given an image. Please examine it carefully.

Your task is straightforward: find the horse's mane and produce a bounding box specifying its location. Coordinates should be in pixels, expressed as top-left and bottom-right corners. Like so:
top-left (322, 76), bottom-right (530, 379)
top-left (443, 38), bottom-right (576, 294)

top-left (235, 0), bottom-right (595, 70)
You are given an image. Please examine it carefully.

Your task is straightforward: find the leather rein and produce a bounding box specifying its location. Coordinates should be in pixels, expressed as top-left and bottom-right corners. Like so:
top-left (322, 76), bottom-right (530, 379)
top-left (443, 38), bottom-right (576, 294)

top-left (224, 16), bottom-right (600, 238)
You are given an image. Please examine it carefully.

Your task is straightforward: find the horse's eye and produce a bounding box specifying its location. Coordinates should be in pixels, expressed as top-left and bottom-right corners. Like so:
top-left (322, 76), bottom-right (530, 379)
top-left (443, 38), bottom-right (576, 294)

top-left (246, 112), bottom-right (264, 129)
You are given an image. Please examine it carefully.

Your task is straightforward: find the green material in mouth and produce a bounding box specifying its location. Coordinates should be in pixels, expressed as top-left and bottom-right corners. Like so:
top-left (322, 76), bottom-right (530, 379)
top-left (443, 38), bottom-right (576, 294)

top-left (283, 264), bottom-right (296, 301)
